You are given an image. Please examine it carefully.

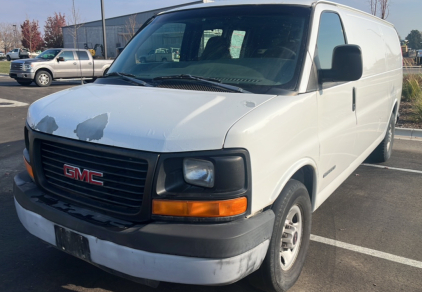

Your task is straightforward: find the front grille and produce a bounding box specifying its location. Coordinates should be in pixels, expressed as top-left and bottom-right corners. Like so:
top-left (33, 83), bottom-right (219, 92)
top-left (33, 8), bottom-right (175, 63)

top-left (11, 63), bottom-right (23, 70)
top-left (39, 141), bottom-right (148, 215)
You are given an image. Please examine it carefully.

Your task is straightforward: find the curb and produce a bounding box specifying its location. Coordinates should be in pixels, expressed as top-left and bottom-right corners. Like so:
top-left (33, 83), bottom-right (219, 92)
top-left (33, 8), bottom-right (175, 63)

top-left (0, 73), bottom-right (9, 76)
top-left (395, 127), bottom-right (422, 140)
top-left (403, 66), bottom-right (421, 68)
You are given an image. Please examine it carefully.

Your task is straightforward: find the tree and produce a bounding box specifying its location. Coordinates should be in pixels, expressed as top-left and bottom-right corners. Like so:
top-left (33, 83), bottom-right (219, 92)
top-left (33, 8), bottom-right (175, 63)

top-left (123, 14), bottom-right (138, 44)
top-left (406, 30), bottom-right (422, 50)
top-left (369, 0), bottom-right (390, 20)
top-left (21, 18), bottom-right (43, 51)
top-left (69, 0), bottom-right (83, 48)
top-left (44, 12), bottom-right (66, 48)
top-left (0, 23), bottom-right (17, 52)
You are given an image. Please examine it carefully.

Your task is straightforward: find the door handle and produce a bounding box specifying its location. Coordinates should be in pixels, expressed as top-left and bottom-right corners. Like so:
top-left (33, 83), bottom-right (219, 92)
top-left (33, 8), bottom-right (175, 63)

top-left (73, 62), bottom-right (77, 65)
top-left (88, 62), bottom-right (92, 65)
top-left (352, 87), bottom-right (356, 112)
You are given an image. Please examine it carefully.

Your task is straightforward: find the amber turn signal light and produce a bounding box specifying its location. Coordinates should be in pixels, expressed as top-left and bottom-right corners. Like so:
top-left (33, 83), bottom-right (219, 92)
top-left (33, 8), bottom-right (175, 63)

top-left (152, 197), bottom-right (247, 218)
top-left (23, 156), bottom-right (34, 180)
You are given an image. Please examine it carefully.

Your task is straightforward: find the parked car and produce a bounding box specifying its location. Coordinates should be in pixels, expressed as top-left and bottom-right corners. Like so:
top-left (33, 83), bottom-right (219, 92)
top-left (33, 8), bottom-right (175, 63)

top-left (14, 1), bottom-right (402, 292)
top-left (6, 48), bottom-right (29, 61)
top-left (9, 48), bottom-right (113, 86)
top-left (139, 48), bottom-right (176, 63)
top-left (0, 52), bottom-right (5, 60)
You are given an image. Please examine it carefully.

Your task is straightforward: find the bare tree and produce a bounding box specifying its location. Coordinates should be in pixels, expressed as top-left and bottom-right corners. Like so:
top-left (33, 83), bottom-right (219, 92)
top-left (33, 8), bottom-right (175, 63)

top-left (369, 0), bottom-right (390, 20)
top-left (69, 0), bottom-right (83, 48)
top-left (123, 14), bottom-right (138, 44)
top-left (369, 0), bottom-right (378, 16)
top-left (379, 0), bottom-right (390, 20)
top-left (0, 23), bottom-right (16, 53)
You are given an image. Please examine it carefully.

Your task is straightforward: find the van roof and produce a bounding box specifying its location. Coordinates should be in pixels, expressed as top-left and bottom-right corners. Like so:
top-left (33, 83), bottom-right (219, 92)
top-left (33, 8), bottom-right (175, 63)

top-left (159, 0), bottom-right (394, 27)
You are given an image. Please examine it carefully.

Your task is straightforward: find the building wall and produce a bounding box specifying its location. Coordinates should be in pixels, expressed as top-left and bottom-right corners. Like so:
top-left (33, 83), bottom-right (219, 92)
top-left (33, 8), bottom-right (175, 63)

top-left (62, 1), bottom-right (202, 58)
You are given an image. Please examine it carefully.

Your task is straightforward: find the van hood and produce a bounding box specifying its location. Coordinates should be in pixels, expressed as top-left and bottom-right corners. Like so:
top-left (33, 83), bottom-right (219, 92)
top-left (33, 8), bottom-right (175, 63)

top-left (27, 84), bottom-right (275, 152)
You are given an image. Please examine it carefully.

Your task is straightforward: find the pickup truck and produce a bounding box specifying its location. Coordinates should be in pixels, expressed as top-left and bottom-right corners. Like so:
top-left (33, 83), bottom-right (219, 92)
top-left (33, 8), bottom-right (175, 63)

top-left (139, 48), bottom-right (177, 63)
top-left (6, 48), bottom-right (29, 61)
top-left (9, 48), bottom-right (113, 86)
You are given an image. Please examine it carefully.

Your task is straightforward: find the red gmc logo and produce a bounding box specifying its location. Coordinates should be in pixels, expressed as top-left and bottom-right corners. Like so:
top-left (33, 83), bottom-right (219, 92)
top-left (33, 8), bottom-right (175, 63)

top-left (63, 164), bottom-right (104, 186)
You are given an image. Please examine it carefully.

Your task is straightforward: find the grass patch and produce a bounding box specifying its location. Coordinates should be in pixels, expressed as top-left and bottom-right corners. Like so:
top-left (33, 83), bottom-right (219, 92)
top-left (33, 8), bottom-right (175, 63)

top-left (402, 74), bottom-right (422, 123)
top-left (0, 61), bottom-right (10, 74)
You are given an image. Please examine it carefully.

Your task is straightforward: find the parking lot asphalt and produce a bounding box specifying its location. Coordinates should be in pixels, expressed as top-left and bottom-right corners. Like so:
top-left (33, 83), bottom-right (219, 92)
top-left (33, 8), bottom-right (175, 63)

top-left (0, 77), bottom-right (421, 292)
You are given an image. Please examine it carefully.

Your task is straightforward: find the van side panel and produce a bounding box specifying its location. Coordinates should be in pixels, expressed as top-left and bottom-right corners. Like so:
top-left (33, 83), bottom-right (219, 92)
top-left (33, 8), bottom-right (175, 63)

top-left (224, 92), bottom-right (319, 214)
top-left (338, 7), bottom-right (402, 158)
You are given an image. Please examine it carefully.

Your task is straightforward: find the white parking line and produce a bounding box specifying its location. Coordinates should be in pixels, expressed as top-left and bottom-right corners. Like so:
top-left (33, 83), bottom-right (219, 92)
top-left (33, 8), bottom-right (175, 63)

top-left (361, 163), bottom-right (422, 175)
top-left (0, 98), bottom-right (28, 107)
top-left (311, 235), bottom-right (422, 269)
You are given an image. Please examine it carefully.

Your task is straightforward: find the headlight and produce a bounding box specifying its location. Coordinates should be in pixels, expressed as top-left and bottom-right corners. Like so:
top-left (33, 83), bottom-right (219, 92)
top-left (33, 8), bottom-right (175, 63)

top-left (183, 158), bottom-right (214, 188)
top-left (154, 149), bottom-right (251, 220)
top-left (23, 64), bottom-right (33, 71)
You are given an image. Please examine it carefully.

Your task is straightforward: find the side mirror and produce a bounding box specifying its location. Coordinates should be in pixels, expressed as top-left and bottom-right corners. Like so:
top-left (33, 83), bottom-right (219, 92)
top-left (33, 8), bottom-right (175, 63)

top-left (319, 45), bottom-right (363, 83)
top-left (57, 57), bottom-right (65, 62)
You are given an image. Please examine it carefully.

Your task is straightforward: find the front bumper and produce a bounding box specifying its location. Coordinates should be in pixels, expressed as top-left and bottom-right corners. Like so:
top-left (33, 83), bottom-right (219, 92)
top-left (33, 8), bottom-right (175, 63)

top-left (9, 70), bottom-right (35, 80)
top-left (14, 171), bottom-right (274, 285)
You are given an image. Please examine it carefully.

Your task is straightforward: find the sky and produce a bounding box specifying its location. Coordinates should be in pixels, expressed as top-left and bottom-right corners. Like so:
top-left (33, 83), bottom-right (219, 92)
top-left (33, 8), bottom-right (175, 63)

top-left (0, 0), bottom-right (420, 39)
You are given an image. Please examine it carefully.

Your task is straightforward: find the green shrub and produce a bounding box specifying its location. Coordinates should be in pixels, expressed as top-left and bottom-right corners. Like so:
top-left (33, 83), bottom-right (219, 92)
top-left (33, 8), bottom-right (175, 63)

top-left (413, 98), bottom-right (422, 122)
top-left (402, 74), bottom-right (422, 102)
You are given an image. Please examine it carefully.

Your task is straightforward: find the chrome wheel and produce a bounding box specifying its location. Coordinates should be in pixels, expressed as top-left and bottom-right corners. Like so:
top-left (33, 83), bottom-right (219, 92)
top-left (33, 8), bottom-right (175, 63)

top-left (280, 204), bottom-right (303, 271)
top-left (38, 73), bottom-right (50, 85)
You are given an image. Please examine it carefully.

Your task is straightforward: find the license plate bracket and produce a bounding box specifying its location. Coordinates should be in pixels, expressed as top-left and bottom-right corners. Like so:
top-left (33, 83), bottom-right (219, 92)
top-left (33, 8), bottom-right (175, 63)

top-left (54, 225), bottom-right (91, 261)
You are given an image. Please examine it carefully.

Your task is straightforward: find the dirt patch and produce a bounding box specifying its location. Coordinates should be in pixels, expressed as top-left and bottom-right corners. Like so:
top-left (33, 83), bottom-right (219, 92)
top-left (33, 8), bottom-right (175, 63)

top-left (397, 100), bottom-right (422, 129)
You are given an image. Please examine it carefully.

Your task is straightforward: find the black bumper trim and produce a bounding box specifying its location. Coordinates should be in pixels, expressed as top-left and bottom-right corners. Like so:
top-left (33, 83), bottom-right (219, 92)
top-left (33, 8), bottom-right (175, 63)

top-left (14, 171), bottom-right (275, 259)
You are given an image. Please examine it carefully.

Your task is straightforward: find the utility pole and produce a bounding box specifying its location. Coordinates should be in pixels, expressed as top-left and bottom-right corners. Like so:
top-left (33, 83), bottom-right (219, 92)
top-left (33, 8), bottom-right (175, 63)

top-left (12, 24), bottom-right (17, 48)
top-left (101, 0), bottom-right (108, 59)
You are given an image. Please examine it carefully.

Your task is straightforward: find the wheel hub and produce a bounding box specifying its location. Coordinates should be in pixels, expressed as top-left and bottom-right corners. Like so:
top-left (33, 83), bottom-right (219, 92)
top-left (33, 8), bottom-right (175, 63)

top-left (279, 204), bottom-right (303, 271)
top-left (282, 223), bottom-right (298, 249)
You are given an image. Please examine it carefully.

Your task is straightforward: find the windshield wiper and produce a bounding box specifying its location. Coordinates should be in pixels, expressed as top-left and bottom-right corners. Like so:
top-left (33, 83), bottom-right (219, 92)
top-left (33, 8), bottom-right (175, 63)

top-left (153, 74), bottom-right (249, 93)
top-left (104, 72), bottom-right (153, 87)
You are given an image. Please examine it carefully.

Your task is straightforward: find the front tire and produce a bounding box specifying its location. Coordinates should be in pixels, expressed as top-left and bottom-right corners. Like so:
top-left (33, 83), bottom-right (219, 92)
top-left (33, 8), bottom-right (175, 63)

top-left (249, 180), bottom-right (312, 292)
top-left (17, 80), bottom-right (32, 86)
top-left (6, 56), bottom-right (10, 61)
top-left (368, 112), bottom-right (395, 163)
top-left (35, 70), bottom-right (52, 87)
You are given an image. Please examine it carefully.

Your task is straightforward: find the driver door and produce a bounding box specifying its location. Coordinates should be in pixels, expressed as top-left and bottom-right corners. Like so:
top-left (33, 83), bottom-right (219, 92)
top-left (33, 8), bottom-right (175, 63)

top-left (55, 51), bottom-right (78, 78)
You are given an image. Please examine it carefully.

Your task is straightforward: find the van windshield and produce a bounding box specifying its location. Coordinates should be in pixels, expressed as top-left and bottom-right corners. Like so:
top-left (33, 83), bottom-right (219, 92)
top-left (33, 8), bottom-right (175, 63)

top-left (108, 5), bottom-right (311, 94)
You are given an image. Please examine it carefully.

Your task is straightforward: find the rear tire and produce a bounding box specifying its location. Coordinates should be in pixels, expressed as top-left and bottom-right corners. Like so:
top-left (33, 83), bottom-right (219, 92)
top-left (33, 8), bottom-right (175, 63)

top-left (368, 112), bottom-right (395, 163)
top-left (162, 58), bottom-right (167, 62)
top-left (35, 70), bottom-right (52, 87)
top-left (249, 179), bottom-right (312, 292)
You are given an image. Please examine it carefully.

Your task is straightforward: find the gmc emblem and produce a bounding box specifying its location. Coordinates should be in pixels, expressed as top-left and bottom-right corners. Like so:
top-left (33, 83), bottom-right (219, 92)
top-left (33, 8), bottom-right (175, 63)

top-left (63, 164), bottom-right (104, 186)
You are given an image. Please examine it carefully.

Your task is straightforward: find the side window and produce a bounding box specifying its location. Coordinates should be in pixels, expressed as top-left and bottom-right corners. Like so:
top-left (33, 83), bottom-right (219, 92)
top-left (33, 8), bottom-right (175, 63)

top-left (13, 49), bottom-right (19, 52)
top-left (315, 12), bottom-right (346, 69)
top-left (60, 51), bottom-right (75, 61)
top-left (76, 51), bottom-right (90, 60)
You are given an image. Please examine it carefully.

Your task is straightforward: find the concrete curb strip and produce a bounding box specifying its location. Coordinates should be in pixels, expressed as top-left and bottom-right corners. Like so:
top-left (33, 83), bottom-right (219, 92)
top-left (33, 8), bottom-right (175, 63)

top-left (395, 127), bottom-right (422, 140)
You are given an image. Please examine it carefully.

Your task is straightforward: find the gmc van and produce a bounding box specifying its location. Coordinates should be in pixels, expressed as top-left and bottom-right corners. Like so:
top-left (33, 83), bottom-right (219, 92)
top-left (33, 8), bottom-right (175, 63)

top-left (14, 1), bottom-right (402, 291)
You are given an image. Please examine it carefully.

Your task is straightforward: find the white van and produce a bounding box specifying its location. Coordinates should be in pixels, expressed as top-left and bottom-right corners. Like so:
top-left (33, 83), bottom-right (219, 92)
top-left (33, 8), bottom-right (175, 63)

top-left (15, 1), bottom-right (402, 291)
